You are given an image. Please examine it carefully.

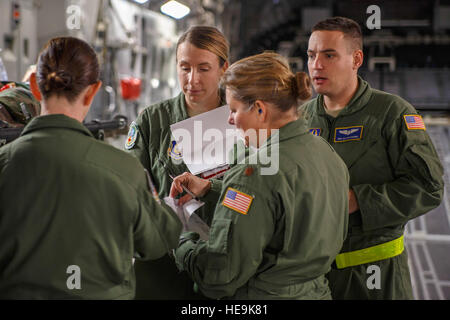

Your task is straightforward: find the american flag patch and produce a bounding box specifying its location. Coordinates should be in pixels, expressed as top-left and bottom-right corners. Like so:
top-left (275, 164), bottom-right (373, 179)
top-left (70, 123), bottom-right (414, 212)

top-left (222, 187), bottom-right (253, 215)
top-left (404, 115), bottom-right (426, 130)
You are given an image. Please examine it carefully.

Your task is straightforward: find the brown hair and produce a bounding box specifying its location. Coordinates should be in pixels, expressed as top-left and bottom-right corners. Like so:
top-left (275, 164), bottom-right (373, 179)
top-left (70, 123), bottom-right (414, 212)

top-left (221, 52), bottom-right (312, 113)
top-left (312, 17), bottom-right (363, 51)
top-left (176, 26), bottom-right (229, 67)
top-left (36, 37), bottom-right (100, 102)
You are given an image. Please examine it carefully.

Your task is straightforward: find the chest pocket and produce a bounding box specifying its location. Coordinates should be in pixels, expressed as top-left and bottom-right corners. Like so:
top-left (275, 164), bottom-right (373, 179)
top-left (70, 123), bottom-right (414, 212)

top-left (157, 152), bottom-right (187, 178)
top-left (156, 132), bottom-right (188, 177)
top-left (150, 136), bottom-right (190, 196)
top-left (333, 122), bottom-right (393, 185)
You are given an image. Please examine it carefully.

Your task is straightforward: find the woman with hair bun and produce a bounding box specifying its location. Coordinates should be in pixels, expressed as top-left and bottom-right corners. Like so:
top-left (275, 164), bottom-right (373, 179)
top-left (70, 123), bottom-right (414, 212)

top-left (0, 37), bottom-right (181, 299)
top-left (170, 52), bottom-right (349, 299)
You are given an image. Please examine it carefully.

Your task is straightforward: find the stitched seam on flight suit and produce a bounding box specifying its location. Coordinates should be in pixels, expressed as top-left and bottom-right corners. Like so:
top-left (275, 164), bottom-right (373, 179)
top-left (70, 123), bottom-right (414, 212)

top-left (142, 96), bottom-right (190, 195)
top-left (405, 144), bottom-right (443, 192)
top-left (0, 143), bottom-right (11, 173)
top-left (139, 106), bottom-right (164, 160)
top-left (345, 94), bottom-right (406, 229)
top-left (82, 153), bottom-right (152, 247)
top-left (382, 100), bottom-right (441, 190)
top-left (133, 115), bottom-right (151, 158)
top-left (207, 178), bottom-right (272, 287)
top-left (84, 143), bottom-right (147, 278)
top-left (354, 93), bottom-right (442, 232)
top-left (84, 151), bottom-right (143, 197)
top-left (140, 199), bottom-right (173, 254)
top-left (137, 109), bottom-right (156, 169)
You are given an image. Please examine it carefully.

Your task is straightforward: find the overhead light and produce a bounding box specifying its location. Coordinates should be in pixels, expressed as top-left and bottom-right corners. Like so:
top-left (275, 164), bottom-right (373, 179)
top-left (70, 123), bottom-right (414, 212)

top-left (151, 78), bottom-right (160, 88)
top-left (160, 1), bottom-right (190, 19)
top-left (168, 78), bottom-right (176, 88)
top-left (133, 0), bottom-right (149, 4)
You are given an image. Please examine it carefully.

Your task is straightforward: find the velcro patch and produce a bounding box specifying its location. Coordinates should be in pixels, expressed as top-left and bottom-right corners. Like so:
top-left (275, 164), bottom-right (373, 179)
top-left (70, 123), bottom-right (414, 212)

top-left (167, 140), bottom-right (183, 160)
top-left (125, 122), bottom-right (138, 149)
top-left (222, 187), bottom-right (253, 215)
top-left (309, 128), bottom-right (321, 136)
top-left (404, 114), bottom-right (426, 130)
top-left (334, 126), bottom-right (363, 143)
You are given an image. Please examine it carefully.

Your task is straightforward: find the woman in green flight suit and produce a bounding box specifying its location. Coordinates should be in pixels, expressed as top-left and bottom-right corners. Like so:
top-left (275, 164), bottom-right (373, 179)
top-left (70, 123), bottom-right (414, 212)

top-left (126, 26), bottom-right (229, 299)
top-left (0, 37), bottom-right (181, 299)
top-left (170, 52), bottom-right (350, 299)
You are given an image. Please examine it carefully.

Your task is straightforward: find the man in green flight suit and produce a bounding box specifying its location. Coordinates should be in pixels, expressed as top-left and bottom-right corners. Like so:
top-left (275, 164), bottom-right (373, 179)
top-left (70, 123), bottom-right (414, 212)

top-left (301, 17), bottom-right (444, 299)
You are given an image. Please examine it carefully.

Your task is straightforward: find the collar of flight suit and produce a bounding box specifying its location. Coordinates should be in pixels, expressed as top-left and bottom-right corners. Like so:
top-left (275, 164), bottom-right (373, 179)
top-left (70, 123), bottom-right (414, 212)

top-left (260, 117), bottom-right (310, 150)
top-left (20, 114), bottom-right (94, 138)
top-left (176, 89), bottom-right (227, 121)
top-left (315, 76), bottom-right (373, 117)
top-left (173, 92), bottom-right (190, 122)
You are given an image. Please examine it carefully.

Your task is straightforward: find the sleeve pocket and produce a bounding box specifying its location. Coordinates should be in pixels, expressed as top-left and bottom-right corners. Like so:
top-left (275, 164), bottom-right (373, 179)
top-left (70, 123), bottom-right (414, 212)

top-left (405, 144), bottom-right (444, 192)
top-left (206, 218), bottom-right (232, 269)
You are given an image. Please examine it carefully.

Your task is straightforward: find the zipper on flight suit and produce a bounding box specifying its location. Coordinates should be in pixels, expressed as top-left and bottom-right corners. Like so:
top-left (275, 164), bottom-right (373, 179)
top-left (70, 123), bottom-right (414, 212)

top-left (323, 115), bottom-right (337, 144)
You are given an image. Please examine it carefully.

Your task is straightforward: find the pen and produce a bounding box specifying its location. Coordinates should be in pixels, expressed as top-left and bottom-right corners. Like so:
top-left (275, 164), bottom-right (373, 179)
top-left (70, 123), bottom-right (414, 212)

top-left (168, 173), bottom-right (199, 201)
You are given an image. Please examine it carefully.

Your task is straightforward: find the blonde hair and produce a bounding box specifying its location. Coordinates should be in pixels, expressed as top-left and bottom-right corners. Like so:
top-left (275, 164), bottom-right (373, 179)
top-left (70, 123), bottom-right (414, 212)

top-left (221, 52), bottom-right (311, 112)
top-left (176, 26), bottom-right (229, 67)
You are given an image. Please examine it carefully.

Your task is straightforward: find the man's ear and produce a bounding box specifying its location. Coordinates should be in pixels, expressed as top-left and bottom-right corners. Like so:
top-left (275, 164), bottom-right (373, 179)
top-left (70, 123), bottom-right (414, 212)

top-left (29, 73), bottom-right (42, 101)
top-left (353, 49), bottom-right (364, 69)
top-left (83, 81), bottom-right (102, 106)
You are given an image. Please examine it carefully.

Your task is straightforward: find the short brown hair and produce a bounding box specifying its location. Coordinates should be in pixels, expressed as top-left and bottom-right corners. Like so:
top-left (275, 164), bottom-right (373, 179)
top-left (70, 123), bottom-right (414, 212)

top-left (36, 37), bottom-right (99, 102)
top-left (176, 26), bottom-right (229, 67)
top-left (312, 17), bottom-right (363, 51)
top-left (221, 52), bottom-right (311, 113)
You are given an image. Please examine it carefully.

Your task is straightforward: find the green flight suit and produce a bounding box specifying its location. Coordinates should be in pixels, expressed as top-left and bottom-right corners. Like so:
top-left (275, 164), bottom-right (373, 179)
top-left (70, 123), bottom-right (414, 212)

top-left (127, 92), bottom-right (225, 299)
top-left (0, 114), bottom-right (182, 299)
top-left (301, 76), bottom-right (444, 300)
top-left (174, 118), bottom-right (350, 299)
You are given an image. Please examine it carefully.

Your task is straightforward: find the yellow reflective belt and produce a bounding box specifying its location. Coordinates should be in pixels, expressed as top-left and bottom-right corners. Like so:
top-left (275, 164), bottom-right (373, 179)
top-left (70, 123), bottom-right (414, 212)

top-left (335, 235), bottom-right (404, 269)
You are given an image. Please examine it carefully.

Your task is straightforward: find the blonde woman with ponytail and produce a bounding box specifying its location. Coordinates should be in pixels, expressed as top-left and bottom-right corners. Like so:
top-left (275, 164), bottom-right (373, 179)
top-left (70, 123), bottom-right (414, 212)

top-left (169, 52), bottom-right (350, 300)
top-left (127, 26), bottom-right (229, 300)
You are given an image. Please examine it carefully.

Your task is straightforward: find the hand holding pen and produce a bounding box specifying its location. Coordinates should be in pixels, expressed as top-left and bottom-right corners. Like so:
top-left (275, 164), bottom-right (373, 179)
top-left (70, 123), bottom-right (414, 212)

top-left (169, 172), bottom-right (211, 206)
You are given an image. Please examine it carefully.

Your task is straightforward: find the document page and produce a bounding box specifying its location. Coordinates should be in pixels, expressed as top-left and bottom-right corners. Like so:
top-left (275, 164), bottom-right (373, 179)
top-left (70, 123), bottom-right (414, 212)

top-left (169, 105), bottom-right (238, 175)
top-left (163, 197), bottom-right (210, 240)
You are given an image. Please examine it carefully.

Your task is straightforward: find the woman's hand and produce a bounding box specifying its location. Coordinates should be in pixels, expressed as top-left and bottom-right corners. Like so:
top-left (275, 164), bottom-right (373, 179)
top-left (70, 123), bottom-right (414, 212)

top-left (169, 172), bottom-right (211, 206)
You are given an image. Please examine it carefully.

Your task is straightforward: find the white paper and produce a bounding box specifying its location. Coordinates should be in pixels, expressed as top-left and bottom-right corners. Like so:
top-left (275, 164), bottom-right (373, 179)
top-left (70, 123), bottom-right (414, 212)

top-left (169, 105), bottom-right (239, 175)
top-left (163, 197), bottom-right (210, 240)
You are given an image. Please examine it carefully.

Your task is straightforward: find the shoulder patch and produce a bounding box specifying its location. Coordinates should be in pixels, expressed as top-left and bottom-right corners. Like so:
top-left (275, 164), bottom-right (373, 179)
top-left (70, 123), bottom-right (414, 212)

top-left (125, 121), bottom-right (138, 149)
top-left (334, 126), bottom-right (363, 143)
top-left (404, 114), bottom-right (426, 131)
top-left (222, 187), bottom-right (254, 215)
top-left (167, 140), bottom-right (183, 160)
top-left (309, 128), bottom-right (321, 136)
